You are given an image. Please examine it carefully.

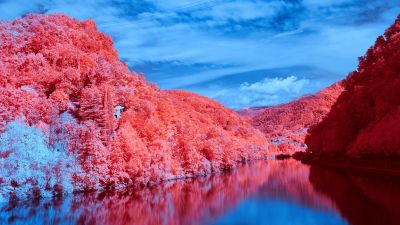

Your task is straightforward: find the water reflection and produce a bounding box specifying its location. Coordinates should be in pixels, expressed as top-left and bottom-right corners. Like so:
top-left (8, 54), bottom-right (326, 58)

top-left (309, 164), bottom-right (400, 225)
top-left (1, 159), bottom-right (398, 225)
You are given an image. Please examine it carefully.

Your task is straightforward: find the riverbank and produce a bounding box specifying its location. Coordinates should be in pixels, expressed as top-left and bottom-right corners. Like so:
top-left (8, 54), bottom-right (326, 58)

top-left (293, 153), bottom-right (400, 176)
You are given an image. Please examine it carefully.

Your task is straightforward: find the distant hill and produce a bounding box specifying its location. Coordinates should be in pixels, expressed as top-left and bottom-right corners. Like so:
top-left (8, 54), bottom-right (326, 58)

top-left (238, 83), bottom-right (344, 155)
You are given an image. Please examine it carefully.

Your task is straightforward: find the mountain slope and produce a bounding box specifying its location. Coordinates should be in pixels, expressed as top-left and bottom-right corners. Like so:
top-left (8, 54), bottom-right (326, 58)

top-left (239, 83), bottom-right (343, 155)
top-left (306, 16), bottom-right (400, 157)
top-left (0, 14), bottom-right (268, 200)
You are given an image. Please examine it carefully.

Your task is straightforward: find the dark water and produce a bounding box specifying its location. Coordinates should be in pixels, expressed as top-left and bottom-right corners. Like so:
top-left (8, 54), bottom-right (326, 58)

top-left (1, 159), bottom-right (399, 225)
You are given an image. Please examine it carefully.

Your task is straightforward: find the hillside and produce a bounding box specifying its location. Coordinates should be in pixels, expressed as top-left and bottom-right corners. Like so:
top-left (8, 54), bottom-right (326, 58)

top-left (0, 14), bottom-right (268, 200)
top-left (239, 83), bottom-right (343, 155)
top-left (306, 16), bottom-right (400, 157)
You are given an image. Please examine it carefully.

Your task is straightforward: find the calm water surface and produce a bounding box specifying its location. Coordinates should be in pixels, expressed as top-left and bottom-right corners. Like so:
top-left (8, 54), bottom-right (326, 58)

top-left (1, 159), bottom-right (399, 225)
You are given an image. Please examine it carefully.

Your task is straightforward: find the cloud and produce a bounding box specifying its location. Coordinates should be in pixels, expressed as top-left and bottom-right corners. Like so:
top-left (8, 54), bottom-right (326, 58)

top-left (0, 0), bottom-right (45, 20)
top-left (0, 0), bottom-right (399, 108)
top-left (240, 76), bottom-right (310, 95)
top-left (196, 75), bottom-right (329, 109)
top-left (144, 0), bottom-right (206, 11)
top-left (302, 0), bottom-right (352, 7)
top-left (192, 1), bottom-right (283, 22)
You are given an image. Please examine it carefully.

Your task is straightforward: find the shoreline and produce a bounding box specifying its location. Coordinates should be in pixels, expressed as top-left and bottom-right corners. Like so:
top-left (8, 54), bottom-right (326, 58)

top-left (292, 152), bottom-right (400, 176)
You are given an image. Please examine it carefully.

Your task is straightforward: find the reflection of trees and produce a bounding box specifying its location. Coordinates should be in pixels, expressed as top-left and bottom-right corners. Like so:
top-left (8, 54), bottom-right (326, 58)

top-left (1, 161), bottom-right (272, 225)
top-left (1, 159), bottom-right (343, 225)
top-left (9, 159), bottom-right (388, 225)
top-left (309, 165), bottom-right (400, 225)
top-left (258, 160), bottom-right (337, 211)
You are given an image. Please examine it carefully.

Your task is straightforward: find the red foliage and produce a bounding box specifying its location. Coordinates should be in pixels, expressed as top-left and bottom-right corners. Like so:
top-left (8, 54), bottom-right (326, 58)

top-left (0, 14), bottom-right (268, 193)
top-left (239, 83), bottom-right (343, 155)
top-left (309, 165), bottom-right (400, 225)
top-left (306, 16), bottom-right (400, 157)
top-left (1, 159), bottom-right (339, 225)
top-left (258, 159), bottom-right (337, 211)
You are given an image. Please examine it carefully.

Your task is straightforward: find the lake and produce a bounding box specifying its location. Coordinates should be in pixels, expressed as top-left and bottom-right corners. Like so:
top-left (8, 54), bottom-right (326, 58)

top-left (1, 159), bottom-right (399, 225)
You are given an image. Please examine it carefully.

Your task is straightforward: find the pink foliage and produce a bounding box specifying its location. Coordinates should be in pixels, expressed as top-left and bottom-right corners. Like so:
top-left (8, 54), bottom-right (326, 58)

top-left (0, 14), bottom-right (268, 198)
top-left (306, 16), bottom-right (400, 157)
top-left (1, 159), bottom-right (339, 225)
top-left (239, 83), bottom-right (344, 155)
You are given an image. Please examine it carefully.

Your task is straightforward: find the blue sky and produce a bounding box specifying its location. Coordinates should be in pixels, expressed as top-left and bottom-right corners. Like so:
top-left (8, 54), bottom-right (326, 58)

top-left (1, 0), bottom-right (399, 109)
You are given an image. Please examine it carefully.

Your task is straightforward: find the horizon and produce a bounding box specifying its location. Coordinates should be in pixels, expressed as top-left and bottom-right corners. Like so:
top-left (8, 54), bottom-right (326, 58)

top-left (1, 0), bottom-right (399, 109)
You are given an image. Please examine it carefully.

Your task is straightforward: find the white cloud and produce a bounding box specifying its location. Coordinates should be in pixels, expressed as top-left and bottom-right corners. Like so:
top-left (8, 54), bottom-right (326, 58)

top-left (0, 0), bottom-right (398, 108)
top-left (197, 76), bottom-right (328, 109)
top-left (193, 1), bottom-right (283, 22)
top-left (144, 0), bottom-right (209, 11)
top-left (227, 76), bottom-right (312, 108)
top-left (240, 76), bottom-right (310, 95)
top-left (302, 0), bottom-right (352, 7)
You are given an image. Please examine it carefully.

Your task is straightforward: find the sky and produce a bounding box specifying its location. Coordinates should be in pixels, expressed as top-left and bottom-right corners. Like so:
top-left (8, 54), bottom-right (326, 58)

top-left (0, 0), bottom-right (399, 109)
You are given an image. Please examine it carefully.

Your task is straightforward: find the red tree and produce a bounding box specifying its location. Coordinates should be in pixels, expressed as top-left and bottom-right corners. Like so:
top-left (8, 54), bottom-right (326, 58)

top-left (0, 14), bottom-right (269, 198)
top-left (306, 15), bottom-right (400, 157)
top-left (238, 83), bottom-right (344, 155)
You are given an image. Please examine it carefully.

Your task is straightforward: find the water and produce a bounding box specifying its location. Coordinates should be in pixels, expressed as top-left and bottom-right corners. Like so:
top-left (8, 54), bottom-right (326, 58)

top-left (1, 159), bottom-right (399, 225)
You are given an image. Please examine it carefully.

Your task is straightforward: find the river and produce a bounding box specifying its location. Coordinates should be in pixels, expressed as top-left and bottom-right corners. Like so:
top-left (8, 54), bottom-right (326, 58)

top-left (1, 159), bottom-right (399, 225)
